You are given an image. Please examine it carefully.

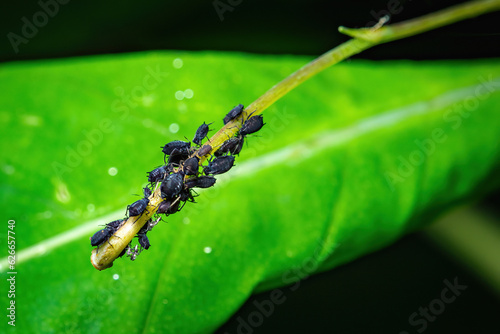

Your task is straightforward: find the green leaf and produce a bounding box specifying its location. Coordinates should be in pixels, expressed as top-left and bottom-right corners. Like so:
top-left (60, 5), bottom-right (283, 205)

top-left (1, 52), bottom-right (500, 333)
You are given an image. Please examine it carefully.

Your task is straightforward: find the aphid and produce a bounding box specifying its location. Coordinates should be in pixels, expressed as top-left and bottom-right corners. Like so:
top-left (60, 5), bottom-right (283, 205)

top-left (90, 227), bottom-right (114, 247)
top-left (128, 187), bottom-right (150, 217)
top-left (185, 175), bottom-right (217, 189)
top-left (161, 140), bottom-right (191, 156)
top-left (90, 219), bottom-right (124, 248)
top-left (147, 165), bottom-right (167, 183)
top-left (183, 156), bottom-right (199, 175)
top-left (167, 149), bottom-right (190, 165)
top-left (240, 114), bottom-right (265, 136)
top-left (137, 223), bottom-right (151, 250)
top-left (106, 219), bottom-right (124, 230)
top-left (215, 136), bottom-right (244, 157)
top-left (197, 144), bottom-right (212, 158)
top-left (180, 188), bottom-right (196, 203)
top-left (138, 233), bottom-right (151, 250)
top-left (161, 172), bottom-right (184, 199)
top-left (203, 155), bottom-right (235, 175)
top-left (193, 122), bottom-right (212, 146)
top-left (223, 104), bottom-right (244, 125)
top-left (157, 200), bottom-right (172, 214)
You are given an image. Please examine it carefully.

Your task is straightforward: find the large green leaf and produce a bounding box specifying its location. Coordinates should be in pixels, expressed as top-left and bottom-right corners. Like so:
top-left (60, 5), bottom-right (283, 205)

top-left (1, 52), bottom-right (499, 333)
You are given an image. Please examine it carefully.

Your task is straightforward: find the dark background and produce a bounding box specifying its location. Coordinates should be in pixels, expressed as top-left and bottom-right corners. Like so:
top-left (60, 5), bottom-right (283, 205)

top-left (2, 0), bottom-right (500, 333)
top-left (1, 0), bottom-right (500, 63)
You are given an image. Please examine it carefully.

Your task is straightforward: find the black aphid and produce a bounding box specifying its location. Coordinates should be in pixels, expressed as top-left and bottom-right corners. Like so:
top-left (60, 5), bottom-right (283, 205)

top-left (167, 150), bottom-right (190, 165)
top-left (147, 165), bottom-right (168, 183)
top-left (180, 188), bottom-right (196, 203)
top-left (223, 104), bottom-right (244, 125)
top-left (203, 155), bottom-right (235, 175)
top-left (161, 172), bottom-right (184, 199)
top-left (193, 122), bottom-right (212, 146)
top-left (185, 175), bottom-right (217, 189)
top-left (215, 136), bottom-right (244, 157)
top-left (162, 140), bottom-right (191, 156)
top-left (197, 144), bottom-right (212, 158)
top-left (240, 114), bottom-right (265, 136)
top-left (137, 223), bottom-right (151, 250)
top-left (183, 156), bottom-right (200, 175)
top-left (157, 200), bottom-right (172, 214)
top-left (90, 227), bottom-right (114, 247)
top-left (128, 187), bottom-right (150, 217)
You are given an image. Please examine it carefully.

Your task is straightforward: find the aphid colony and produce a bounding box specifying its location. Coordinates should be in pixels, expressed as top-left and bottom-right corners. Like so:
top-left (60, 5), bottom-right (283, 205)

top-left (90, 104), bottom-right (265, 261)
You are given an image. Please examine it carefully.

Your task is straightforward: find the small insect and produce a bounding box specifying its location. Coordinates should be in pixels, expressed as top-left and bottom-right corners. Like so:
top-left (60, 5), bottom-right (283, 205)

top-left (161, 172), bottom-right (184, 199)
top-left (185, 175), bottom-right (217, 189)
top-left (90, 227), bottom-right (114, 247)
top-left (223, 104), bottom-right (244, 125)
top-left (179, 187), bottom-right (196, 203)
top-left (147, 165), bottom-right (168, 183)
top-left (161, 140), bottom-right (191, 156)
top-left (137, 224), bottom-right (151, 250)
top-left (90, 219), bottom-right (124, 250)
top-left (183, 156), bottom-right (200, 175)
top-left (215, 136), bottom-right (244, 157)
top-left (240, 114), bottom-right (265, 136)
top-left (127, 187), bottom-right (151, 217)
top-left (193, 122), bottom-right (212, 146)
top-left (203, 155), bottom-right (235, 175)
top-left (197, 144), bottom-right (212, 158)
top-left (157, 200), bottom-right (172, 214)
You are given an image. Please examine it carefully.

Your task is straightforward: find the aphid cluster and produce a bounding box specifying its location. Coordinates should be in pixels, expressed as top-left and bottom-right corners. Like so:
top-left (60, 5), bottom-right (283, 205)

top-left (90, 104), bottom-right (265, 262)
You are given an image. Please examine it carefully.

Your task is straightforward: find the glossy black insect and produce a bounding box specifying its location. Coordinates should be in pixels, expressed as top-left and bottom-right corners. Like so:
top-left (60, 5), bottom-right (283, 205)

top-left (183, 156), bottom-right (199, 175)
top-left (157, 200), bottom-right (172, 214)
top-left (90, 219), bottom-right (124, 248)
top-left (179, 187), bottom-right (197, 203)
top-left (203, 155), bottom-right (235, 175)
top-left (161, 172), bottom-right (184, 199)
top-left (240, 114), bottom-right (265, 136)
top-left (167, 150), bottom-right (190, 165)
top-left (137, 224), bottom-right (151, 250)
top-left (223, 104), bottom-right (244, 125)
top-left (128, 187), bottom-right (151, 217)
top-left (161, 140), bottom-right (191, 156)
top-left (185, 175), bottom-right (217, 189)
top-left (193, 122), bottom-right (212, 146)
top-left (197, 144), bottom-right (212, 158)
top-left (90, 227), bottom-right (114, 247)
top-left (215, 136), bottom-right (244, 157)
top-left (147, 165), bottom-right (168, 183)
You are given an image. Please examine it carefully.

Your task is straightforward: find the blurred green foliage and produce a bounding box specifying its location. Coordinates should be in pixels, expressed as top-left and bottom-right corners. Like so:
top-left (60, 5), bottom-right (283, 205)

top-left (1, 51), bottom-right (500, 333)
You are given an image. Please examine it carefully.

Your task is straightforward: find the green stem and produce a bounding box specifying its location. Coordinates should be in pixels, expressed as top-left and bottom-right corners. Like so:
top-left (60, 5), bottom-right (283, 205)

top-left (91, 0), bottom-right (500, 270)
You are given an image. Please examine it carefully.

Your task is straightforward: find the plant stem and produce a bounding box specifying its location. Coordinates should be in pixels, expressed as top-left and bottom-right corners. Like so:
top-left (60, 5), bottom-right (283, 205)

top-left (91, 0), bottom-right (500, 270)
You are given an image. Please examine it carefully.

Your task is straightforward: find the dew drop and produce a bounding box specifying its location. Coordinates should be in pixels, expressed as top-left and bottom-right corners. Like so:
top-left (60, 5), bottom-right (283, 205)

top-left (169, 123), bottom-right (179, 134)
top-left (183, 217), bottom-right (190, 225)
top-left (113, 274), bottom-right (120, 280)
top-left (173, 58), bottom-right (183, 69)
top-left (203, 247), bottom-right (212, 254)
top-left (108, 167), bottom-right (118, 176)
top-left (184, 89), bottom-right (194, 99)
top-left (175, 91), bottom-right (184, 100)
top-left (87, 203), bottom-right (95, 212)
